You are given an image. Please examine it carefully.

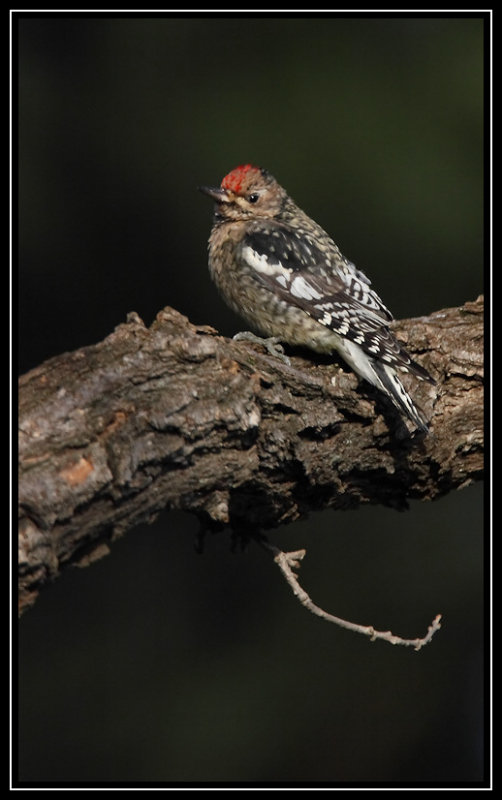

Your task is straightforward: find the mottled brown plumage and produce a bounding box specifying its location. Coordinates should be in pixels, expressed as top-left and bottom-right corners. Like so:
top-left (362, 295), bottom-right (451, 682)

top-left (200, 165), bottom-right (433, 432)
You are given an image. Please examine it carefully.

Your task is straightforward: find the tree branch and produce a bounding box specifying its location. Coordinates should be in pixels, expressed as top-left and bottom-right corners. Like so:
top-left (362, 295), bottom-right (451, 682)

top-left (258, 538), bottom-right (443, 650)
top-left (18, 297), bottom-right (484, 614)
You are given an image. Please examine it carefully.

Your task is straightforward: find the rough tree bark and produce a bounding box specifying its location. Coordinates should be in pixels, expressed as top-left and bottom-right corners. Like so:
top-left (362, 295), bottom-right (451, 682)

top-left (18, 296), bottom-right (484, 614)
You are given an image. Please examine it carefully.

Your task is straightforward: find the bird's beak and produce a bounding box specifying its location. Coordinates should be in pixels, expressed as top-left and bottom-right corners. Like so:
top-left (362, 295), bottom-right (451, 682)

top-left (198, 185), bottom-right (233, 203)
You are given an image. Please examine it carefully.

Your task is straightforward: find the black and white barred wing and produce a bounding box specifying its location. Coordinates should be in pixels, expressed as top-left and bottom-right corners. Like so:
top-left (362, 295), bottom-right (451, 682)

top-left (239, 228), bottom-right (431, 381)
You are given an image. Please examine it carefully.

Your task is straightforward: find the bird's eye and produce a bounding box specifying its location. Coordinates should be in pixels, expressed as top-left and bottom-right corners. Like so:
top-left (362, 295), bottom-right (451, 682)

top-left (247, 193), bottom-right (260, 203)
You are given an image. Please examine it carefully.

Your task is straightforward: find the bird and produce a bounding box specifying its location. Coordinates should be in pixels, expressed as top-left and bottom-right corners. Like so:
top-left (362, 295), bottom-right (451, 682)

top-left (199, 164), bottom-right (434, 433)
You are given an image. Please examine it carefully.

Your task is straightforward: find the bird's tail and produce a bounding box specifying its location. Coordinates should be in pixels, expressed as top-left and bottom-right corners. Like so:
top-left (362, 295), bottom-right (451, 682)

top-left (371, 361), bottom-right (430, 433)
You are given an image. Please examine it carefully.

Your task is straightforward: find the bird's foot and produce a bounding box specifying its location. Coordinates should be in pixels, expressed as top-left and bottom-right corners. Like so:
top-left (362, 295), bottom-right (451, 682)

top-left (232, 331), bottom-right (291, 365)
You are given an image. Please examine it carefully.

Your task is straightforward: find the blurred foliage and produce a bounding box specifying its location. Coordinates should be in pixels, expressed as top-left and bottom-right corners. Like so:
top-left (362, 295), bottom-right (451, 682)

top-left (16, 13), bottom-right (487, 786)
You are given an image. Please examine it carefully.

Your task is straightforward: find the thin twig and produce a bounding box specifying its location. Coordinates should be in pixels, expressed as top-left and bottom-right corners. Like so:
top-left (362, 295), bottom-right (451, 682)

top-left (259, 539), bottom-right (442, 651)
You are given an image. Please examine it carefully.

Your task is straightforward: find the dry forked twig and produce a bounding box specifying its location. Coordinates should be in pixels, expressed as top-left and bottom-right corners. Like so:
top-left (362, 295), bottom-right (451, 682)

top-left (258, 539), bottom-right (442, 651)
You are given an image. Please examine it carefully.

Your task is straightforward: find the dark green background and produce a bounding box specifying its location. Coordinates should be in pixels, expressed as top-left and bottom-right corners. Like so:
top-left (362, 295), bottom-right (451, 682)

top-left (17, 13), bottom-right (486, 786)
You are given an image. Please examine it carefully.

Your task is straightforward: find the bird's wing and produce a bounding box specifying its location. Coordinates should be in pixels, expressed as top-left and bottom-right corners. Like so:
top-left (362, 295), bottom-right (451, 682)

top-left (240, 227), bottom-right (391, 328)
top-left (239, 228), bottom-right (432, 380)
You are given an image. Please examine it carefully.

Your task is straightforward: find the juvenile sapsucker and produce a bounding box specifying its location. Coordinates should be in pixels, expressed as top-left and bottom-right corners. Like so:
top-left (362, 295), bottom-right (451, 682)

top-left (199, 164), bottom-right (434, 432)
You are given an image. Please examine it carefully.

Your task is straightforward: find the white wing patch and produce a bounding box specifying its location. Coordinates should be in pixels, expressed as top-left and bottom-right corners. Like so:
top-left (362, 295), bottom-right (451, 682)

top-left (242, 245), bottom-right (291, 278)
top-left (242, 244), bottom-right (324, 301)
top-left (290, 275), bottom-right (322, 301)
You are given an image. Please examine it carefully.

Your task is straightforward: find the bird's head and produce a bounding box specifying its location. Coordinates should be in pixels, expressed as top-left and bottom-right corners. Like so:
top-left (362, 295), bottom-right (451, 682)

top-left (199, 164), bottom-right (286, 221)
